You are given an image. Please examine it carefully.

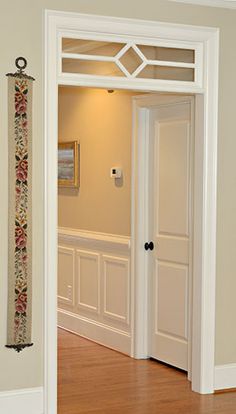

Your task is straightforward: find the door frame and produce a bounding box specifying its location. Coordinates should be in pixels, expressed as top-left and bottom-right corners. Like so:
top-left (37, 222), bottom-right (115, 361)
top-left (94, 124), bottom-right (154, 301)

top-left (44, 10), bottom-right (219, 413)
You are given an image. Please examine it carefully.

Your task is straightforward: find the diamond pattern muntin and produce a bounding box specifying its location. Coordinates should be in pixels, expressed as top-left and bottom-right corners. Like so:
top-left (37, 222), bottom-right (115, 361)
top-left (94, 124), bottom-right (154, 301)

top-left (119, 46), bottom-right (143, 75)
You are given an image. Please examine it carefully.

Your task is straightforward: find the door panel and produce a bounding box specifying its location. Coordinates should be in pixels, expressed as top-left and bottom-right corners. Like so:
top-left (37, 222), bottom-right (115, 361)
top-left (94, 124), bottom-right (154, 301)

top-left (149, 101), bottom-right (193, 372)
top-left (156, 262), bottom-right (188, 339)
top-left (158, 121), bottom-right (190, 236)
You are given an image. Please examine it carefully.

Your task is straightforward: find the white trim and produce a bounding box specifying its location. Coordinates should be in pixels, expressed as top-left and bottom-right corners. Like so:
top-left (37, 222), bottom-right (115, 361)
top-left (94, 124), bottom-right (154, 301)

top-left (44, 10), bottom-right (58, 414)
top-left (0, 387), bottom-right (43, 414)
top-left (44, 11), bottom-right (219, 412)
top-left (58, 309), bottom-right (131, 355)
top-left (58, 227), bottom-right (130, 251)
top-left (59, 73), bottom-right (203, 94)
top-left (131, 104), bottom-right (150, 360)
top-left (56, 12), bottom-right (209, 90)
top-left (214, 364), bottom-right (236, 390)
top-left (167, 0), bottom-right (236, 9)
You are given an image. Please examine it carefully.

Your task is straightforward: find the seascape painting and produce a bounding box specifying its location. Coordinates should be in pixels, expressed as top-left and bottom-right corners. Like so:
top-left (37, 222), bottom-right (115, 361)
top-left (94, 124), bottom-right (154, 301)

top-left (58, 141), bottom-right (79, 188)
top-left (58, 148), bottom-right (74, 180)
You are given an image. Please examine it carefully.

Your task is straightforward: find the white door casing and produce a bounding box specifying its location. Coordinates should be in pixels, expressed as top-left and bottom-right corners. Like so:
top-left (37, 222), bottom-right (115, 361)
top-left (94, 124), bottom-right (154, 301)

top-left (45, 11), bottom-right (219, 413)
top-left (148, 100), bottom-right (193, 372)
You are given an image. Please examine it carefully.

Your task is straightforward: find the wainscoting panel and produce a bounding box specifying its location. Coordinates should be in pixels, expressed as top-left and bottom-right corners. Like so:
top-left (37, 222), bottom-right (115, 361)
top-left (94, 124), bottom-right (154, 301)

top-left (58, 246), bottom-right (75, 307)
top-left (103, 255), bottom-right (130, 325)
top-left (77, 250), bottom-right (100, 313)
top-left (58, 227), bottom-right (131, 355)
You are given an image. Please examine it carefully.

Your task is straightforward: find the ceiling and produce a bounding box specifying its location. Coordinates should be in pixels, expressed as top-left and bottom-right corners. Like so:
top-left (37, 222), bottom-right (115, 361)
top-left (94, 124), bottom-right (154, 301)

top-left (167, 0), bottom-right (236, 9)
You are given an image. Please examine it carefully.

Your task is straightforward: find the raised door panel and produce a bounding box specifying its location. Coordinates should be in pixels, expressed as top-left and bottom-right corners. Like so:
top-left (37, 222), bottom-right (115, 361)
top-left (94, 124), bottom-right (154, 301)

top-left (156, 262), bottom-right (188, 340)
top-left (158, 120), bottom-right (190, 237)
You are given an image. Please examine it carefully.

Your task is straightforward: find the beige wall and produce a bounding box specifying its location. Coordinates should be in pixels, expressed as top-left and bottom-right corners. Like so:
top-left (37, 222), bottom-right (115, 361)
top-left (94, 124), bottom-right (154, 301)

top-left (0, 0), bottom-right (236, 392)
top-left (58, 87), bottom-right (136, 236)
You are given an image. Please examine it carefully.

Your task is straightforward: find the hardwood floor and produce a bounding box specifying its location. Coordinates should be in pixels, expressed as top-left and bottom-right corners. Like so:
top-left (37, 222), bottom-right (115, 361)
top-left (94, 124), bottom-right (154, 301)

top-left (58, 328), bottom-right (236, 414)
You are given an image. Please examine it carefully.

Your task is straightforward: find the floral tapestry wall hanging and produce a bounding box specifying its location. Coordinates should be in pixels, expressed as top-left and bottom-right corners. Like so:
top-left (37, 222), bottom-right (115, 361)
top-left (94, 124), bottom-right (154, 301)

top-left (6, 58), bottom-right (35, 352)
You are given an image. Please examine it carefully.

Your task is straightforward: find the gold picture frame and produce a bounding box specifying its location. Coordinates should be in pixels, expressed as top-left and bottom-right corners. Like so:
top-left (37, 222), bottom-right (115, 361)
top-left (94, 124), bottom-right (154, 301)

top-left (58, 141), bottom-right (79, 188)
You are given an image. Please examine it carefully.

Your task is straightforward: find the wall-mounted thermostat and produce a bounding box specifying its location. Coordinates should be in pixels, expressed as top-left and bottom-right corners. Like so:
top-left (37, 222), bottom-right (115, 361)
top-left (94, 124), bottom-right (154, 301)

top-left (110, 167), bottom-right (122, 179)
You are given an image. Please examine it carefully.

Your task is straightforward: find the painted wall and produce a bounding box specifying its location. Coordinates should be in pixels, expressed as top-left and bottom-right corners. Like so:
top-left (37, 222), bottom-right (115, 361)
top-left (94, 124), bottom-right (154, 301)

top-left (0, 0), bottom-right (236, 391)
top-left (58, 87), bottom-right (136, 236)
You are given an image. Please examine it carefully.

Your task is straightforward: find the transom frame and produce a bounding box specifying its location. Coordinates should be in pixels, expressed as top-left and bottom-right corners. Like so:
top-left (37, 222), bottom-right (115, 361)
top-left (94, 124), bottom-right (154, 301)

top-left (58, 30), bottom-right (204, 91)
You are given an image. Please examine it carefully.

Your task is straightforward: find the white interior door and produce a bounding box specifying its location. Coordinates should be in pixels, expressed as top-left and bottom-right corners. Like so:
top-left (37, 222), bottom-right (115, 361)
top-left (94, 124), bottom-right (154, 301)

top-left (148, 99), bottom-right (193, 372)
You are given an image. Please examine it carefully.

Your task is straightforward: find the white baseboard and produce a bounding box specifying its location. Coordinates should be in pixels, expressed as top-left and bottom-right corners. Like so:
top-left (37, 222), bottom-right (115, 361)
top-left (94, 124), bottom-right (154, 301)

top-left (0, 387), bottom-right (43, 414)
top-left (214, 364), bottom-right (236, 390)
top-left (58, 308), bottom-right (131, 355)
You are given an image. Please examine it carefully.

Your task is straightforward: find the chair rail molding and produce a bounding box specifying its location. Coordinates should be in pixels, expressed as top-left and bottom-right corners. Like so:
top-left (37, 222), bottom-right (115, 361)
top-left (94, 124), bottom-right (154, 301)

top-left (45, 10), bottom-right (219, 413)
top-left (58, 227), bottom-right (131, 252)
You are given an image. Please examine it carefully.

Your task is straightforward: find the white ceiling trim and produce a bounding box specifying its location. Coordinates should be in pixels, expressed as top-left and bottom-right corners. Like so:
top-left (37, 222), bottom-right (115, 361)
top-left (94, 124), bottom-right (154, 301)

top-left (167, 0), bottom-right (236, 9)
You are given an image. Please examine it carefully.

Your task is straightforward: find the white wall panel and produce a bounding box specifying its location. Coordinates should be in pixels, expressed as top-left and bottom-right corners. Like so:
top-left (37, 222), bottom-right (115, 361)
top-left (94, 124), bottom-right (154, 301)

top-left (103, 255), bottom-right (130, 324)
top-left (77, 250), bottom-right (100, 313)
top-left (58, 246), bottom-right (75, 306)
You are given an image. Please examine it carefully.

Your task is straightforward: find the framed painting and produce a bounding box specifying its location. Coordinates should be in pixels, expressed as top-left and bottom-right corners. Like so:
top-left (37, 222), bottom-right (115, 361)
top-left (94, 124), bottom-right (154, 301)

top-left (58, 141), bottom-right (79, 188)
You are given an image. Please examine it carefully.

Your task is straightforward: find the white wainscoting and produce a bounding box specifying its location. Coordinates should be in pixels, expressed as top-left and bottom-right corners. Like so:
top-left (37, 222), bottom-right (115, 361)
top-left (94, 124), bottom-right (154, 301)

top-left (0, 387), bottom-right (43, 414)
top-left (58, 227), bottom-right (131, 355)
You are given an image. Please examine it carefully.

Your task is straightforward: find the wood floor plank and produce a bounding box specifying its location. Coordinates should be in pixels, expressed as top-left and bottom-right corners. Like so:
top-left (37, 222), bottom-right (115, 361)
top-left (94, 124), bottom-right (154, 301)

top-left (58, 328), bottom-right (236, 414)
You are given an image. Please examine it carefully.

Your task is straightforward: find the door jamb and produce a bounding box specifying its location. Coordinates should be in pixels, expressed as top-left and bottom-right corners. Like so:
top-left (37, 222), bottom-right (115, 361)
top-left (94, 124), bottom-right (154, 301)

top-left (44, 10), bottom-right (219, 413)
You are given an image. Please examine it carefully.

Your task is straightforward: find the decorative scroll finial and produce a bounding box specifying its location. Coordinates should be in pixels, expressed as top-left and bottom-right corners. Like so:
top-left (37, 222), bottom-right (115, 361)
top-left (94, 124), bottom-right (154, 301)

top-left (6, 56), bottom-right (35, 80)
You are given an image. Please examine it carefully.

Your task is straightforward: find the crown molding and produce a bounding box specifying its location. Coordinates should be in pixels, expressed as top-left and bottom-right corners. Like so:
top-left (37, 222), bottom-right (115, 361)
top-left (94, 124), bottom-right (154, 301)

top-left (167, 0), bottom-right (236, 9)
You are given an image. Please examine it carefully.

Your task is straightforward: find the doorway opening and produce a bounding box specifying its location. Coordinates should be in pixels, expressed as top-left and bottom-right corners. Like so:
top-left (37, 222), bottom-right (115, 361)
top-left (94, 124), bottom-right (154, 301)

top-left (57, 85), bottom-right (194, 400)
top-left (44, 11), bottom-right (219, 413)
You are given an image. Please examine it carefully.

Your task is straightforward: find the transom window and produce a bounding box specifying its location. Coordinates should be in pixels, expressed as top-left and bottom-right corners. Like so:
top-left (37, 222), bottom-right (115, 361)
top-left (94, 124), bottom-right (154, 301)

top-left (60, 36), bottom-right (201, 85)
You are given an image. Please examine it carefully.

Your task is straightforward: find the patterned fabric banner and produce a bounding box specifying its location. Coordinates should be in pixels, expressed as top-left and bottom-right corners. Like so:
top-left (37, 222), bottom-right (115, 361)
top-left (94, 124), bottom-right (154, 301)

top-left (6, 74), bottom-right (33, 352)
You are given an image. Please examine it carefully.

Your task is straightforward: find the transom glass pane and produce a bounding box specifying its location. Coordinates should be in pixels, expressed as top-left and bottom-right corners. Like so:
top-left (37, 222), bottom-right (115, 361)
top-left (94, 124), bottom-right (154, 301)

top-left (62, 38), bottom-right (125, 57)
top-left (62, 59), bottom-right (124, 77)
top-left (137, 45), bottom-right (195, 63)
top-left (137, 65), bottom-right (194, 81)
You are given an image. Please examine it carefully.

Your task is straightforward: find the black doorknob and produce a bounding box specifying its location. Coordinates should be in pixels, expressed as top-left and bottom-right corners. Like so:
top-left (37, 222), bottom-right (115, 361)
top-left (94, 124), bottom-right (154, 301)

top-left (144, 241), bottom-right (154, 251)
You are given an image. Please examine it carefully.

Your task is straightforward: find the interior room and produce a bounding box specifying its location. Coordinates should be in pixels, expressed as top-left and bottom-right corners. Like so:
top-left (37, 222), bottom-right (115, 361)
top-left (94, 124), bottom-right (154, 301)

top-left (3, 3), bottom-right (236, 414)
top-left (57, 85), bottom-right (135, 354)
